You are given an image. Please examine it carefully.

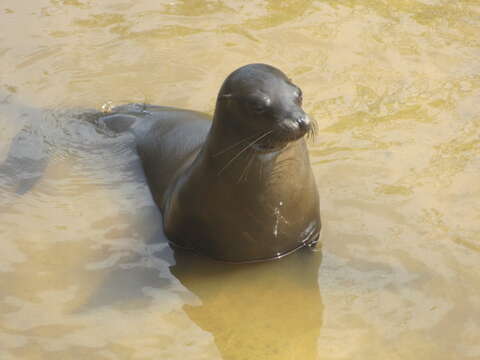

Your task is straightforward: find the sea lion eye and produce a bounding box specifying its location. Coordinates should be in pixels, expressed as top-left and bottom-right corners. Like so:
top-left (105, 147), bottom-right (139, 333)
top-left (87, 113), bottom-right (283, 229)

top-left (295, 88), bottom-right (303, 106)
top-left (249, 96), bottom-right (270, 114)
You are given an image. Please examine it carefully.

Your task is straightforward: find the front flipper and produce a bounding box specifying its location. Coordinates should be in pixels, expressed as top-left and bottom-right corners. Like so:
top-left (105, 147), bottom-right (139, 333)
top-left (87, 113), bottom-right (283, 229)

top-left (0, 125), bottom-right (49, 195)
top-left (98, 113), bottom-right (139, 133)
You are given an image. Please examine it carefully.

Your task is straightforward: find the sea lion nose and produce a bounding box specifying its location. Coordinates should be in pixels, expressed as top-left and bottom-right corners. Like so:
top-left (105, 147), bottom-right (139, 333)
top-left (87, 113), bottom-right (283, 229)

top-left (295, 113), bottom-right (311, 133)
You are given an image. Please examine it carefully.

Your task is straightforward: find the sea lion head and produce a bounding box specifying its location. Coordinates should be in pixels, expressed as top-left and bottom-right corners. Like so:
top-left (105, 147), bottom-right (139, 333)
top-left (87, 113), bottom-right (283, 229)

top-left (214, 63), bottom-right (313, 152)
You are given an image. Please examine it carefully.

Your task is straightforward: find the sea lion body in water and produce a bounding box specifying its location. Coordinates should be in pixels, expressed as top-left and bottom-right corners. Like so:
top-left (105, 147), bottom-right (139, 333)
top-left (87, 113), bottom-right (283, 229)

top-left (99, 64), bottom-right (321, 262)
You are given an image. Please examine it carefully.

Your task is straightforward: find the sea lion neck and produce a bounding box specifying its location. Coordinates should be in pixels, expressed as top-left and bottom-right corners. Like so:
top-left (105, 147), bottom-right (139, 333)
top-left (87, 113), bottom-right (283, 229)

top-left (203, 107), bottom-right (261, 159)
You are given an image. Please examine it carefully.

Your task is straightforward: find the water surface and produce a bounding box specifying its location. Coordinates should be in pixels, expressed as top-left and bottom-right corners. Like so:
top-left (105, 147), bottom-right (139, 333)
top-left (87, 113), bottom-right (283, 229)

top-left (1, 0), bottom-right (479, 359)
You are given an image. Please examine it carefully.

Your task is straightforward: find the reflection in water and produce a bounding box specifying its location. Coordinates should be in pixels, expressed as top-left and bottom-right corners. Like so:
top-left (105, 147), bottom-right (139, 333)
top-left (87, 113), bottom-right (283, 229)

top-left (171, 247), bottom-right (323, 360)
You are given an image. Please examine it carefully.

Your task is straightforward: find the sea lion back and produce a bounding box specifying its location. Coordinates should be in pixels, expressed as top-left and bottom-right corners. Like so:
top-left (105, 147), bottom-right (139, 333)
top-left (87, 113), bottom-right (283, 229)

top-left (99, 104), bottom-right (211, 205)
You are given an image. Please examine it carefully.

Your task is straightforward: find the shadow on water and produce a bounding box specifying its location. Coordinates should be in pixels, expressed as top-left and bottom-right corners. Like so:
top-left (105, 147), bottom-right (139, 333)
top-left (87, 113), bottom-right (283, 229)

top-left (171, 246), bottom-right (324, 360)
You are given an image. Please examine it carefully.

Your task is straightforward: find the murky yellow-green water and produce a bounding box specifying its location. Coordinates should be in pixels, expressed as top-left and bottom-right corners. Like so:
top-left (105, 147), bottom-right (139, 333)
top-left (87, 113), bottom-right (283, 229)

top-left (1, 0), bottom-right (479, 359)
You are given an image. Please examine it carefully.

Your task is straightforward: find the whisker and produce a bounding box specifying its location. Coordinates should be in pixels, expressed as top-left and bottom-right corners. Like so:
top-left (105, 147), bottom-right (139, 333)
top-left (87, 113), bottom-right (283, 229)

top-left (309, 117), bottom-right (318, 141)
top-left (213, 133), bottom-right (259, 157)
top-left (237, 150), bottom-right (256, 183)
top-left (259, 157), bottom-right (264, 183)
top-left (217, 130), bottom-right (273, 176)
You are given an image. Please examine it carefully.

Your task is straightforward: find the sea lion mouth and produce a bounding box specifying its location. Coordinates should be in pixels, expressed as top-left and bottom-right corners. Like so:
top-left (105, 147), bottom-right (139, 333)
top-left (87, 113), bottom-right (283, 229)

top-left (252, 141), bottom-right (288, 153)
top-left (252, 120), bottom-right (311, 153)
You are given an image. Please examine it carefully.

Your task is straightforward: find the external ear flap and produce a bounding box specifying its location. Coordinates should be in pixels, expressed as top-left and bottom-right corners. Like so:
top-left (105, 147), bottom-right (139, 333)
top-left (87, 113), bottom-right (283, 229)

top-left (219, 93), bottom-right (233, 100)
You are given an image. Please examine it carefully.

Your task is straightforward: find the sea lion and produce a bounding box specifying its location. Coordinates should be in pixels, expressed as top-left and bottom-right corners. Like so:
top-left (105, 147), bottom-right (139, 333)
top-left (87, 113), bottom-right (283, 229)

top-left (98, 63), bottom-right (321, 262)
